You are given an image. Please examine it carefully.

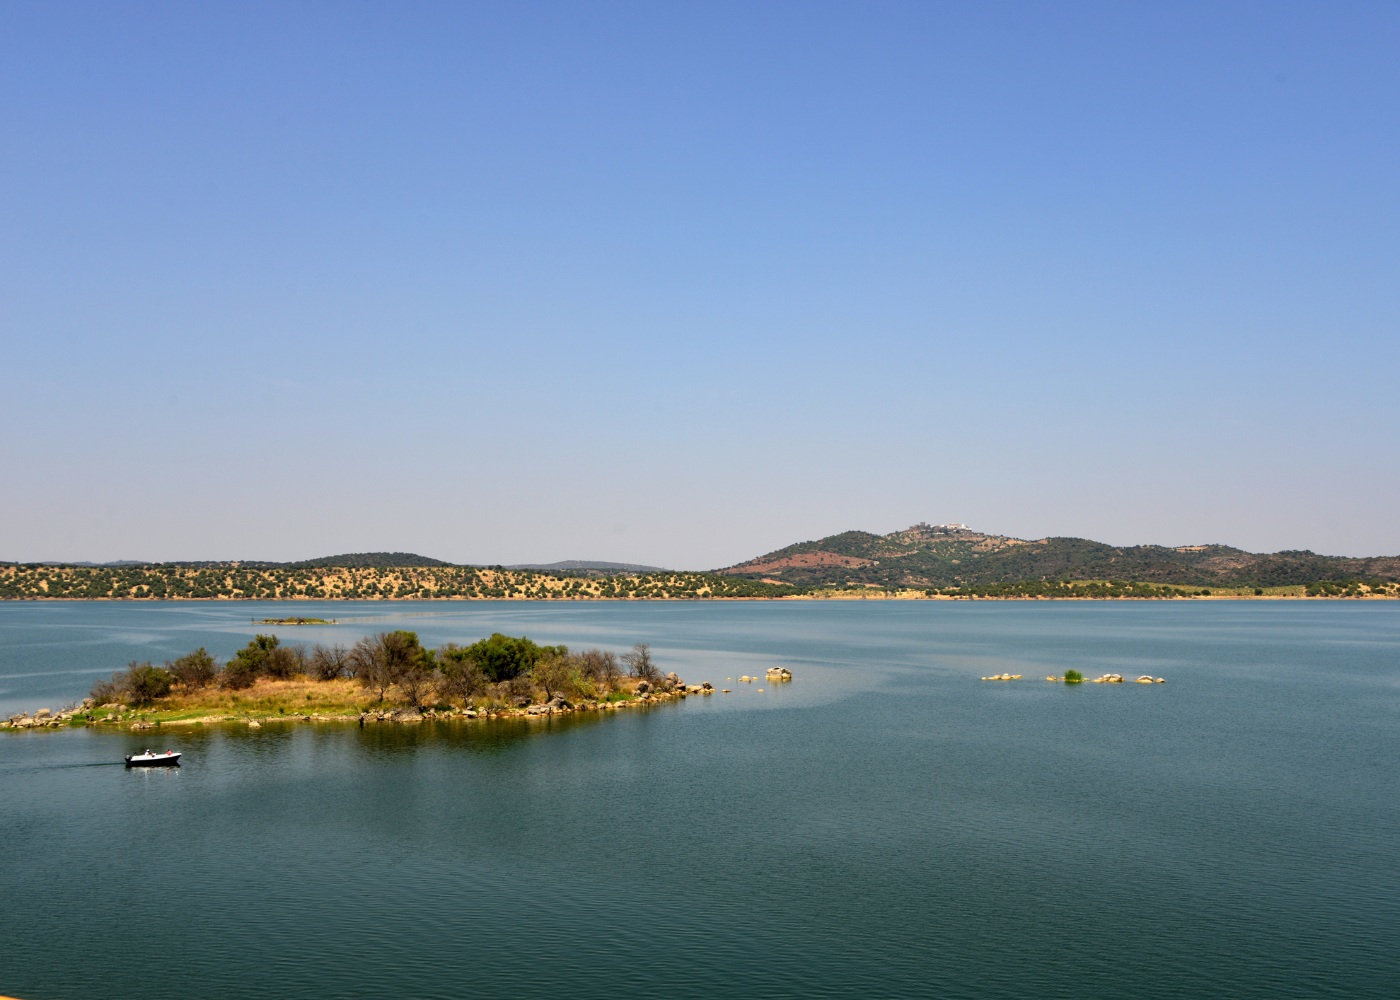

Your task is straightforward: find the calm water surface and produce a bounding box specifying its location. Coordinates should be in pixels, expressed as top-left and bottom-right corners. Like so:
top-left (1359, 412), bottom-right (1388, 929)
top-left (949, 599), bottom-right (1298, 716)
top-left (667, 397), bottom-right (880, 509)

top-left (2, 600), bottom-right (1398, 999)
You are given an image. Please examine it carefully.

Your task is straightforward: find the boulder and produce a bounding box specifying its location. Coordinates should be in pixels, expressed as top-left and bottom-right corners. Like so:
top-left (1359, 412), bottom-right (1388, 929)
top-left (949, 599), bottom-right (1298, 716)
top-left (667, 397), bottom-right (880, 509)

top-left (635, 680), bottom-right (653, 695)
top-left (665, 672), bottom-right (684, 690)
top-left (546, 695), bottom-right (572, 711)
top-left (247, 720), bottom-right (261, 728)
top-left (390, 707), bottom-right (423, 723)
top-left (35, 708), bottom-right (52, 719)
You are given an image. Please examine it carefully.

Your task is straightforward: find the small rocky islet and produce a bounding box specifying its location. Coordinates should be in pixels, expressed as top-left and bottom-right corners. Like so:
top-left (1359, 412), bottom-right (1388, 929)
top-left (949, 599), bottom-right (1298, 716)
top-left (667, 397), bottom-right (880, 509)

top-left (981, 672), bottom-right (1165, 684)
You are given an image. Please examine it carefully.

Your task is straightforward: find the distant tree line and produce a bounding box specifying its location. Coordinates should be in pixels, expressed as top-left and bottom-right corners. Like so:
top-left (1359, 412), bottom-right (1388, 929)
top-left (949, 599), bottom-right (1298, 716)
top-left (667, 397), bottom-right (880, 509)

top-left (89, 632), bottom-right (667, 711)
top-left (0, 563), bottom-right (795, 601)
top-left (924, 580), bottom-right (1208, 599)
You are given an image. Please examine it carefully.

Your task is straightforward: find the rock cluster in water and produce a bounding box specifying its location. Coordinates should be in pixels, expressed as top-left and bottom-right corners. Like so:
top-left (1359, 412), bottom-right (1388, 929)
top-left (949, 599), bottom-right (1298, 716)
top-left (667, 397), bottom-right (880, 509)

top-left (4, 702), bottom-right (88, 729)
top-left (1040, 673), bottom-right (1166, 684)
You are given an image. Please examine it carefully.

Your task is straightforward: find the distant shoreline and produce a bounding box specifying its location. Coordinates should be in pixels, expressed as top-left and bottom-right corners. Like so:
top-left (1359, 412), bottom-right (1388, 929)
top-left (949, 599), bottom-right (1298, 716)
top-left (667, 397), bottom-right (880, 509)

top-left (1, 592), bottom-right (1396, 603)
top-left (5, 558), bottom-right (1393, 602)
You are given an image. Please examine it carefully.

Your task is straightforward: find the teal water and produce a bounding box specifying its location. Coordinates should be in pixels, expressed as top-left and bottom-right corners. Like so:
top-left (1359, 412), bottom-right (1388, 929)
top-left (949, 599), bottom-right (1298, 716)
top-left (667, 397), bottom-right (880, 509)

top-left (2, 600), bottom-right (1398, 999)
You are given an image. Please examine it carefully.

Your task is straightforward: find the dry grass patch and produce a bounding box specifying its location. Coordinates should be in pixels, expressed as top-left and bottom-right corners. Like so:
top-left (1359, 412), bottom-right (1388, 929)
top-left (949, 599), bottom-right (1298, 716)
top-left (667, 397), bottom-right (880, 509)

top-left (152, 676), bottom-right (365, 721)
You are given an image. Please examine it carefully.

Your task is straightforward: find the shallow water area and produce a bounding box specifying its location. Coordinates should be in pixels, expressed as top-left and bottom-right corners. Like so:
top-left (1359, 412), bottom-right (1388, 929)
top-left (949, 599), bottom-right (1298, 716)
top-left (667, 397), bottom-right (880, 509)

top-left (2, 600), bottom-right (1398, 999)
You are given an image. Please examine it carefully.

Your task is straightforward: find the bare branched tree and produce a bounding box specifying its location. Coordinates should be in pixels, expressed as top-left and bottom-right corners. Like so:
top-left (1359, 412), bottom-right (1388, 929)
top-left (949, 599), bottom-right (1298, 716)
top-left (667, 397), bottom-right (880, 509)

top-left (622, 643), bottom-right (661, 684)
top-left (575, 649), bottom-right (621, 691)
top-left (349, 635), bottom-right (391, 703)
top-left (263, 643), bottom-right (306, 679)
top-left (309, 643), bottom-right (350, 681)
top-left (350, 631), bottom-right (428, 705)
top-left (397, 653), bottom-right (435, 709)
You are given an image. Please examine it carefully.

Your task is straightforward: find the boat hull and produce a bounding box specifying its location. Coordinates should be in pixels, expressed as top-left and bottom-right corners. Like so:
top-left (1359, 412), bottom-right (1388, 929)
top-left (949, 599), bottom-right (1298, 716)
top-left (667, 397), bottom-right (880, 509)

top-left (125, 754), bottom-right (181, 767)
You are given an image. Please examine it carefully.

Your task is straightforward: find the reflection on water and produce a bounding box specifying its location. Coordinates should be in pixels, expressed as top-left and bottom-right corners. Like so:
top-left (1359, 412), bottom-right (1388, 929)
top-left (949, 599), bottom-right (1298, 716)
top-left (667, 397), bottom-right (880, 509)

top-left (2, 601), bottom-right (1398, 1000)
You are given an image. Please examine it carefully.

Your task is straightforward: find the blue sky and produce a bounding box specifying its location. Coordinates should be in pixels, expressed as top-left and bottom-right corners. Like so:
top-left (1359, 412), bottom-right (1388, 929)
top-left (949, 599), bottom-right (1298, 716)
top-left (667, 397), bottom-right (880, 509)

top-left (3, 1), bottom-right (1397, 566)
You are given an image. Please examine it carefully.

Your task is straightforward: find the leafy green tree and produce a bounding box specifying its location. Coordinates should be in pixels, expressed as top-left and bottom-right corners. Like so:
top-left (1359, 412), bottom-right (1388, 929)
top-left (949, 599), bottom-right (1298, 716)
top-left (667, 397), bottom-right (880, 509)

top-left (532, 651), bottom-right (572, 701)
top-left (123, 661), bottom-right (174, 705)
top-left (462, 633), bottom-right (565, 683)
top-left (169, 648), bottom-right (218, 689)
top-left (222, 634), bottom-right (279, 688)
top-left (436, 643), bottom-right (487, 705)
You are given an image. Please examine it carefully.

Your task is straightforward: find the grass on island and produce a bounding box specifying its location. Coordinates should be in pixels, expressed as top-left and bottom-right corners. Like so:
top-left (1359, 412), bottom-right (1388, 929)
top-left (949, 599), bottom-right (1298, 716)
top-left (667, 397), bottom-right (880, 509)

top-left (101, 676), bottom-right (368, 723)
top-left (85, 674), bottom-right (652, 727)
top-left (70, 632), bottom-right (668, 729)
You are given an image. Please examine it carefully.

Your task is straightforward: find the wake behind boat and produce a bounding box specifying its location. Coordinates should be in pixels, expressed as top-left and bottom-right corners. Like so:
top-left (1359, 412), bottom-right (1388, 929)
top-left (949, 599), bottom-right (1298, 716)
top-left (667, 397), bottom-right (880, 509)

top-left (125, 749), bottom-right (181, 767)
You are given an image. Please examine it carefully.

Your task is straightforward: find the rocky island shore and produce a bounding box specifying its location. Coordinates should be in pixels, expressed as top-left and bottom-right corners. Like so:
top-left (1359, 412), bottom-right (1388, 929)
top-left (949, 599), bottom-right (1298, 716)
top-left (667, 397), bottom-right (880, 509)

top-left (1, 632), bottom-right (759, 734)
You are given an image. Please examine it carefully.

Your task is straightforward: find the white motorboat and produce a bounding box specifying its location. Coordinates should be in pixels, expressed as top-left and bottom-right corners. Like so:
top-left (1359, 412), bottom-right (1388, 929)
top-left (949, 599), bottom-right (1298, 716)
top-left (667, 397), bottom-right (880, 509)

top-left (125, 748), bottom-right (181, 767)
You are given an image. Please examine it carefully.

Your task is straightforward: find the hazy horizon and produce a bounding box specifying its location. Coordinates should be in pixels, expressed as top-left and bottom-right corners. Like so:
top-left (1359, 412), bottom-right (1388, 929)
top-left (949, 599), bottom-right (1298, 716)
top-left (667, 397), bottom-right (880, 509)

top-left (4, 2), bottom-right (1397, 565)
top-left (13, 517), bottom-right (1400, 571)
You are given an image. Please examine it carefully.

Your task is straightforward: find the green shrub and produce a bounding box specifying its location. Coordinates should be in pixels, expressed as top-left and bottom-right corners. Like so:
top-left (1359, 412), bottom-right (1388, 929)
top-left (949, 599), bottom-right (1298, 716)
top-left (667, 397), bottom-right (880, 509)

top-left (1064, 669), bottom-right (1084, 683)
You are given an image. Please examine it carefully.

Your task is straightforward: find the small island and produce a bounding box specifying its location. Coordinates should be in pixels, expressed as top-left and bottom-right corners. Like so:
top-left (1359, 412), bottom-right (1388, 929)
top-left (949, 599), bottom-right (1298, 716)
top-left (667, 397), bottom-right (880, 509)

top-left (258, 616), bottom-right (334, 625)
top-left (3, 632), bottom-right (722, 731)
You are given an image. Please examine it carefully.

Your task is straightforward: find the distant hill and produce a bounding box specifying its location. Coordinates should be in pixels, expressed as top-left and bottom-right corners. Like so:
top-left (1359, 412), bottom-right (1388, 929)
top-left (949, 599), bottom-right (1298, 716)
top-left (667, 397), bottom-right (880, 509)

top-left (5, 528), bottom-right (1397, 601)
top-left (45, 560), bottom-right (147, 567)
top-left (506, 560), bottom-right (668, 575)
top-left (288, 552), bottom-right (452, 569)
top-left (718, 523), bottom-right (1400, 589)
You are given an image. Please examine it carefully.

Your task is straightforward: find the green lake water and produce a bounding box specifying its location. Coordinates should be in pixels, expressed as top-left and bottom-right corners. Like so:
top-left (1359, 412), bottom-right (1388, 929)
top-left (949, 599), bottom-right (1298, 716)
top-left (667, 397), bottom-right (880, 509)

top-left (2, 600), bottom-right (1397, 998)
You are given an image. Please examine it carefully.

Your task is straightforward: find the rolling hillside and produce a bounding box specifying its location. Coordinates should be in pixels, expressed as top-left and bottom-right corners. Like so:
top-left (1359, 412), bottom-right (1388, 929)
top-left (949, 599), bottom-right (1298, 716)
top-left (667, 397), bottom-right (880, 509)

top-left (718, 523), bottom-right (1400, 589)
